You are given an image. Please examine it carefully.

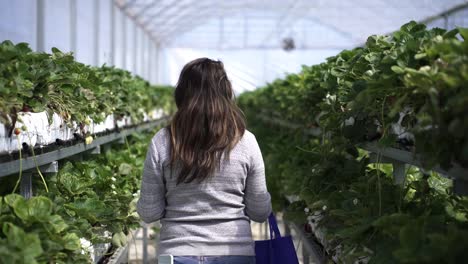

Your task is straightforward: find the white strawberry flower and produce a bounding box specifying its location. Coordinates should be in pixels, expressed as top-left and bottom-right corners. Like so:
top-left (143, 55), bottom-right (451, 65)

top-left (322, 205), bottom-right (327, 211)
top-left (112, 190), bottom-right (117, 195)
top-left (353, 198), bottom-right (359, 205)
top-left (304, 207), bottom-right (310, 213)
top-left (111, 177), bottom-right (117, 182)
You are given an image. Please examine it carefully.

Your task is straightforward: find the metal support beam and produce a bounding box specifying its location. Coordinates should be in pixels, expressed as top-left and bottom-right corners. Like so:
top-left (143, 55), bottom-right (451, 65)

top-left (122, 13), bottom-right (127, 69)
top-left (154, 42), bottom-right (160, 84)
top-left (94, 0), bottom-right (100, 66)
top-left (133, 23), bottom-right (138, 74)
top-left (134, 0), bottom-right (160, 18)
top-left (141, 0), bottom-right (183, 27)
top-left (147, 37), bottom-right (152, 82)
top-left (121, 0), bottom-right (138, 11)
top-left (155, 9), bottom-right (214, 43)
top-left (36, 0), bottom-right (45, 52)
top-left (110, 1), bottom-right (116, 66)
top-left (260, 0), bottom-right (303, 46)
top-left (420, 2), bottom-right (468, 25)
top-left (90, 145), bottom-right (101, 155)
top-left (140, 28), bottom-right (145, 76)
top-left (114, 1), bottom-right (159, 44)
top-left (243, 15), bottom-right (248, 48)
top-left (0, 119), bottom-right (168, 178)
top-left (70, 0), bottom-right (77, 54)
top-left (20, 172), bottom-right (33, 199)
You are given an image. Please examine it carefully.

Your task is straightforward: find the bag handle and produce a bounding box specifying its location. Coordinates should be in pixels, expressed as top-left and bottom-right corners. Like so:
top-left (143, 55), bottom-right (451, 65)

top-left (268, 213), bottom-right (282, 239)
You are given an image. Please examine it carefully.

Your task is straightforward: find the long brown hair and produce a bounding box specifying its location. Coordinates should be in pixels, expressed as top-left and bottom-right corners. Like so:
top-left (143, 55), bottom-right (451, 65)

top-left (169, 58), bottom-right (246, 184)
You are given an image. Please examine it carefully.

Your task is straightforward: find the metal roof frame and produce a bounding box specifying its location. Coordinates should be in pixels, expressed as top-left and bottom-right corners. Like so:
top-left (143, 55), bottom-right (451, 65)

top-left (114, 0), bottom-right (468, 49)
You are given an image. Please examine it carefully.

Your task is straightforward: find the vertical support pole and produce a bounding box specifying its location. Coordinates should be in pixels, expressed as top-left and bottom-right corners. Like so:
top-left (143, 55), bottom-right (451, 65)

top-left (133, 24), bottom-right (138, 74)
top-left (147, 37), bottom-right (151, 80)
top-left (36, 0), bottom-right (45, 52)
top-left (243, 15), bottom-right (248, 49)
top-left (140, 28), bottom-right (145, 77)
top-left (262, 50), bottom-right (267, 83)
top-left (142, 35), bottom-right (146, 79)
top-left (443, 14), bottom-right (448, 29)
top-left (154, 42), bottom-right (160, 84)
top-left (20, 172), bottom-right (33, 199)
top-left (302, 243), bottom-right (310, 264)
top-left (143, 225), bottom-right (148, 264)
top-left (264, 221), bottom-right (268, 239)
top-left (93, 0), bottom-right (100, 66)
top-left (110, 0), bottom-right (116, 66)
top-left (392, 161), bottom-right (406, 185)
top-left (70, 0), bottom-right (77, 55)
top-left (148, 39), bottom-right (153, 82)
top-left (302, 20), bottom-right (307, 49)
top-left (102, 144), bottom-right (111, 153)
top-left (122, 14), bottom-right (127, 69)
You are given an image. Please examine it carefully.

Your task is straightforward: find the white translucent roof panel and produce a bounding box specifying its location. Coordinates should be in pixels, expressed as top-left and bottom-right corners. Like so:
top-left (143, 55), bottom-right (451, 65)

top-left (116, 0), bottom-right (468, 50)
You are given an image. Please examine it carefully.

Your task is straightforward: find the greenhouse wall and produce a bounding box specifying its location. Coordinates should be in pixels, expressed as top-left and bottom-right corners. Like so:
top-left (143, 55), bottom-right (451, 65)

top-left (0, 0), bottom-right (158, 83)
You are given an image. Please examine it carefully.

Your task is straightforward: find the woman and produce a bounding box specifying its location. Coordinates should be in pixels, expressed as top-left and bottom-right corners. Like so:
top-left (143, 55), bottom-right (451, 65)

top-left (137, 58), bottom-right (272, 264)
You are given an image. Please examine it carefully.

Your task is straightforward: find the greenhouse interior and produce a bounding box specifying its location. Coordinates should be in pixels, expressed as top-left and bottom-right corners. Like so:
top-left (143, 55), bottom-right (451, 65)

top-left (0, 0), bottom-right (468, 263)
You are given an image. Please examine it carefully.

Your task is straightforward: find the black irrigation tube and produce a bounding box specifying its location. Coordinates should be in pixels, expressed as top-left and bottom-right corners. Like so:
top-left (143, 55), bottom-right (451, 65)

top-left (0, 117), bottom-right (168, 178)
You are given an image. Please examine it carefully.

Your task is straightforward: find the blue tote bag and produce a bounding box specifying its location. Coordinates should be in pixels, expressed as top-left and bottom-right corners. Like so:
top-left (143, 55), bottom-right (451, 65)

top-left (255, 213), bottom-right (299, 264)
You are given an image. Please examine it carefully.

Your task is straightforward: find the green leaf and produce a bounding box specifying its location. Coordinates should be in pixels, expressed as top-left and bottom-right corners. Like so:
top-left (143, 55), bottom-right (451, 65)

top-left (2, 222), bottom-right (43, 261)
top-left (458, 27), bottom-right (468, 40)
top-left (27, 196), bottom-right (53, 221)
top-left (4, 194), bottom-right (29, 221)
top-left (414, 53), bottom-right (426, 60)
top-left (48, 215), bottom-right (68, 233)
top-left (118, 163), bottom-right (133, 175)
top-left (62, 233), bottom-right (81, 251)
top-left (391, 65), bottom-right (405, 74)
top-left (443, 28), bottom-right (459, 39)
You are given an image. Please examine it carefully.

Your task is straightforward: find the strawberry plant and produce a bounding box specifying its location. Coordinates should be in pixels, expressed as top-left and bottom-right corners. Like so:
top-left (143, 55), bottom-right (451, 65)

top-left (0, 39), bottom-right (175, 262)
top-left (238, 21), bottom-right (468, 263)
top-left (0, 40), bottom-right (175, 134)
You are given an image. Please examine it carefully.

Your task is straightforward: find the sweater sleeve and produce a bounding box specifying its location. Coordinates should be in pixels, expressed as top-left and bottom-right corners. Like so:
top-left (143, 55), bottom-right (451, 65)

top-left (244, 133), bottom-right (272, 222)
top-left (137, 135), bottom-right (166, 223)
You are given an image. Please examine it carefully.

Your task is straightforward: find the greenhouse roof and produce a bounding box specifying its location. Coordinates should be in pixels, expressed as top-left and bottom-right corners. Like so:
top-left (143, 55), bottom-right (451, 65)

top-left (115, 0), bottom-right (468, 50)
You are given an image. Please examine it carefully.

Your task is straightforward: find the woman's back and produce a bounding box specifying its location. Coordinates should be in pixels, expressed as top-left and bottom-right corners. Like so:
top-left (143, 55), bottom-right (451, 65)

top-left (138, 128), bottom-right (270, 256)
top-left (136, 57), bottom-right (271, 259)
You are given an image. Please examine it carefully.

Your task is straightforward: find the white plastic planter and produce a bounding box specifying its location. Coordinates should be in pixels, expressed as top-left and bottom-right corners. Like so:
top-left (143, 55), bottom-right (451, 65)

top-left (0, 108), bottom-right (166, 154)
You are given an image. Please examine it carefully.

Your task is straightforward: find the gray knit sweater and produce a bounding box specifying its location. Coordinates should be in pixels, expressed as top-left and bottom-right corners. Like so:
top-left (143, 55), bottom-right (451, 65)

top-left (137, 128), bottom-right (272, 256)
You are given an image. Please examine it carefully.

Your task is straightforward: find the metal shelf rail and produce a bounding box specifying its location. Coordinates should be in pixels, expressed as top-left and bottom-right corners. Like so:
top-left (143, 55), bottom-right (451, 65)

top-left (0, 118), bottom-right (167, 178)
top-left (360, 142), bottom-right (468, 194)
top-left (0, 118), bottom-right (167, 199)
top-left (256, 115), bottom-right (468, 195)
top-left (107, 243), bottom-right (130, 264)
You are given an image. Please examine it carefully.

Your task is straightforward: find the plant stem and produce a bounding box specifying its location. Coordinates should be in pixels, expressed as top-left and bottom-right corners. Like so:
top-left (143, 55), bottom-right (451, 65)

top-left (124, 136), bottom-right (131, 153)
top-left (376, 153), bottom-right (382, 216)
top-left (28, 133), bottom-right (49, 193)
top-left (12, 135), bottom-right (22, 194)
